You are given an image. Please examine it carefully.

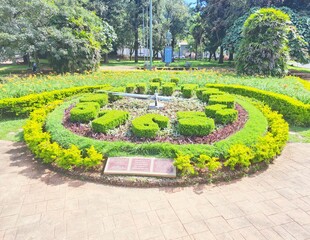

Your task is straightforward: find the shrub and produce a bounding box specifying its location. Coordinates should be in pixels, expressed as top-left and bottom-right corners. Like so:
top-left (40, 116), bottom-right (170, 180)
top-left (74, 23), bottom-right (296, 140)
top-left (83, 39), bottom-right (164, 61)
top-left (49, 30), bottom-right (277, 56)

top-left (214, 109), bottom-right (238, 125)
top-left (149, 82), bottom-right (160, 94)
top-left (205, 104), bottom-right (227, 118)
top-left (236, 8), bottom-right (290, 77)
top-left (224, 144), bottom-right (254, 170)
top-left (150, 78), bottom-right (163, 85)
top-left (196, 88), bottom-right (208, 100)
top-left (173, 154), bottom-right (196, 176)
top-left (56, 145), bottom-right (82, 170)
top-left (132, 113), bottom-right (169, 138)
top-left (196, 155), bottom-right (221, 172)
top-left (136, 83), bottom-right (147, 94)
top-left (170, 78), bottom-right (180, 85)
top-left (108, 87), bottom-right (125, 102)
top-left (70, 102), bottom-right (100, 123)
top-left (206, 83), bottom-right (310, 126)
top-left (177, 111), bottom-right (206, 120)
top-left (181, 84), bottom-right (198, 98)
top-left (126, 84), bottom-right (136, 93)
top-left (82, 146), bottom-right (103, 169)
top-left (162, 83), bottom-right (176, 96)
top-left (179, 117), bottom-right (215, 136)
top-left (209, 94), bottom-right (235, 108)
top-left (80, 93), bottom-right (108, 107)
top-left (201, 89), bottom-right (224, 103)
top-left (91, 110), bottom-right (129, 133)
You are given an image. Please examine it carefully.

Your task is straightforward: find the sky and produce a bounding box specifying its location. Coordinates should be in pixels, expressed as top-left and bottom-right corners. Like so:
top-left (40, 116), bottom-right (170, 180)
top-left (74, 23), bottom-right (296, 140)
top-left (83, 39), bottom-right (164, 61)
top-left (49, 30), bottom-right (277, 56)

top-left (185, 0), bottom-right (197, 5)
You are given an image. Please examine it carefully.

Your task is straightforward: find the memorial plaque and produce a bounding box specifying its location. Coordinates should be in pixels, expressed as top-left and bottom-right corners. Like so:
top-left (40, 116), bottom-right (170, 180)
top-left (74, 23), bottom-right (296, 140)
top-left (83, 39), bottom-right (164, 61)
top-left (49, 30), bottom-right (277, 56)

top-left (104, 157), bottom-right (176, 178)
top-left (130, 158), bottom-right (151, 172)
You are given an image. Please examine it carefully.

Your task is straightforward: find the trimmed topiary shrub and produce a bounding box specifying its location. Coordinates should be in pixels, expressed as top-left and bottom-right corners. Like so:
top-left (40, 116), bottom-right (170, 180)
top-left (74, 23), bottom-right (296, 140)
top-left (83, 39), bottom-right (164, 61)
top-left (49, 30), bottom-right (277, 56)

top-left (70, 102), bottom-right (100, 123)
top-left (205, 104), bottom-right (227, 118)
top-left (181, 84), bottom-right (198, 98)
top-left (136, 83), bottom-right (147, 94)
top-left (80, 93), bottom-right (108, 107)
top-left (201, 89), bottom-right (224, 103)
top-left (108, 87), bottom-right (125, 102)
top-left (209, 94), bottom-right (235, 109)
top-left (170, 78), bottom-right (180, 85)
top-left (132, 114), bottom-right (169, 138)
top-left (214, 109), bottom-right (238, 125)
top-left (149, 82), bottom-right (160, 94)
top-left (162, 83), bottom-right (176, 96)
top-left (196, 88), bottom-right (208, 100)
top-left (150, 78), bottom-right (163, 85)
top-left (126, 84), bottom-right (136, 93)
top-left (91, 110), bottom-right (129, 133)
top-left (177, 111), bottom-right (215, 136)
top-left (236, 8), bottom-right (290, 77)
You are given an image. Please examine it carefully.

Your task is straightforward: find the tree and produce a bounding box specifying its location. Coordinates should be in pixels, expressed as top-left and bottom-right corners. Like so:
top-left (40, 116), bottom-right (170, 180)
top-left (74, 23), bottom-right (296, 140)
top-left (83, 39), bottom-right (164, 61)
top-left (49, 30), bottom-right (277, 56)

top-left (236, 8), bottom-right (290, 77)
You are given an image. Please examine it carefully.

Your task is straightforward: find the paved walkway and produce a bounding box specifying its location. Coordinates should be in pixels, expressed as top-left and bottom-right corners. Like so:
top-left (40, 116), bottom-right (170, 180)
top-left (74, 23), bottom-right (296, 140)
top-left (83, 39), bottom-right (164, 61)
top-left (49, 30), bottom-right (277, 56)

top-left (0, 141), bottom-right (310, 240)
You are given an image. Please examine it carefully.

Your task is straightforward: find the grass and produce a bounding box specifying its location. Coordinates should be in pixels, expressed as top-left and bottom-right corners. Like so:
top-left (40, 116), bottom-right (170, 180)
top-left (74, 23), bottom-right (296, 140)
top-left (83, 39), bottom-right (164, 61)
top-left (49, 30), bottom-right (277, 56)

top-left (288, 65), bottom-right (310, 73)
top-left (0, 117), bottom-right (26, 142)
top-left (289, 126), bottom-right (310, 143)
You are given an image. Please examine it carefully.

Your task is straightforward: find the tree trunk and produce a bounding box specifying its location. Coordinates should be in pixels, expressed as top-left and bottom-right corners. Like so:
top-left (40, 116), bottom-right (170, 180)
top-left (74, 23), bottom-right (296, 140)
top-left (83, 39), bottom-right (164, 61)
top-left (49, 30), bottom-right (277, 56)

top-left (195, 43), bottom-right (198, 60)
top-left (213, 52), bottom-right (217, 61)
top-left (104, 53), bottom-right (109, 64)
top-left (23, 54), bottom-right (29, 65)
top-left (134, 0), bottom-right (140, 63)
top-left (219, 46), bottom-right (224, 64)
top-left (229, 47), bottom-right (234, 61)
top-left (208, 51), bottom-right (212, 61)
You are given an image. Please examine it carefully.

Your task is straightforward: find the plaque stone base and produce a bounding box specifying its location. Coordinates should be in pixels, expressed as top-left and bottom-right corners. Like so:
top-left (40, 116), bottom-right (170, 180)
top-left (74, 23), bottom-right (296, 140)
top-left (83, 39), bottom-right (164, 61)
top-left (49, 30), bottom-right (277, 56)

top-left (104, 157), bottom-right (176, 178)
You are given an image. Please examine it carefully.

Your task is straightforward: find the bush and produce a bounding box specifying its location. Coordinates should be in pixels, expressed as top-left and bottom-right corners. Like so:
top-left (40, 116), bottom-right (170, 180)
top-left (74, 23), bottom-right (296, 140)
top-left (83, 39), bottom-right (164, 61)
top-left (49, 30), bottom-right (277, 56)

top-left (150, 78), bottom-right (163, 85)
top-left (177, 111), bottom-right (206, 120)
top-left (206, 83), bottom-right (310, 126)
top-left (108, 87), bottom-right (125, 102)
top-left (131, 113), bottom-right (169, 138)
top-left (209, 94), bottom-right (235, 108)
top-left (80, 93), bottom-right (108, 107)
top-left (126, 84), bottom-right (136, 93)
top-left (0, 85), bottom-right (111, 116)
top-left (170, 78), bottom-right (180, 85)
top-left (205, 104), bottom-right (227, 118)
top-left (215, 109), bottom-right (238, 125)
top-left (181, 84), bottom-right (198, 98)
top-left (224, 144), bottom-right (254, 170)
top-left (91, 110), bottom-right (129, 133)
top-left (196, 88), bottom-right (208, 100)
top-left (236, 8), bottom-right (290, 77)
top-left (162, 83), bottom-right (176, 96)
top-left (173, 154), bottom-right (196, 176)
top-left (179, 117), bottom-right (215, 136)
top-left (201, 89), bottom-right (224, 103)
top-left (70, 102), bottom-right (100, 123)
top-left (136, 83), bottom-right (147, 94)
top-left (149, 82), bottom-right (160, 94)
top-left (196, 155), bottom-right (221, 172)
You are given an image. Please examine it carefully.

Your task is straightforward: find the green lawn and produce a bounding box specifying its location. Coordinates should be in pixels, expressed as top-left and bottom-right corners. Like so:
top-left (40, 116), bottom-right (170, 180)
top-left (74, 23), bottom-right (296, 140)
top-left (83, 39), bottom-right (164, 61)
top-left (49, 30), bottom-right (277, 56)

top-left (288, 65), bottom-right (310, 73)
top-left (289, 126), bottom-right (310, 143)
top-left (0, 117), bottom-right (26, 142)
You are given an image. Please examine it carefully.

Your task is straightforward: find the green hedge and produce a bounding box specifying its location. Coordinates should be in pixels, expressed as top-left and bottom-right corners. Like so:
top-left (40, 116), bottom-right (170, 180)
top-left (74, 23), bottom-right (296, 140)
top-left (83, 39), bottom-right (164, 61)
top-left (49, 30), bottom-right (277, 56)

top-left (131, 114), bottom-right (169, 138)
top-left (136, 83), bottom-right (147, 94)
top-left (215, 109), bottom-right (238, 125)
top-left (196, 88), bottom-right (208, 100)
top-left (108, 87), bottom-right (125, 102)
top-left (177, 111), bottom-right (206, 119)
top-left (70, 102), bottom-right (100, 123)
top-left (149, 82), bottom-right (160, 94)
top-left (92, 110), bottom-right (129, 133)
top-left (201, 89), bottom-right (224, 103)
top-left (162, 83), bottom-right (176, 96)
top-left (209, 94), bottom-right (235, 109)
top-left (205, 104), bottom-right (227, 117)
top-left (0, 85), bottom-right (111, 116)
top-left (181, 84), bottom-right (198, 98)
top-left (170, 78), bottom-right (180, 85)
top-left (206, 84), bottom-right (310, 126)
top-left (45, 97), bottom-right (268, 158)
top-left (126, 84), bottom-right (135, 93)
top-left (179, 117), bottom-right (215, 136)
top-left (80, 93), bottom-right (108, 107)
top-left (150, 78), bottom-right (163, 85)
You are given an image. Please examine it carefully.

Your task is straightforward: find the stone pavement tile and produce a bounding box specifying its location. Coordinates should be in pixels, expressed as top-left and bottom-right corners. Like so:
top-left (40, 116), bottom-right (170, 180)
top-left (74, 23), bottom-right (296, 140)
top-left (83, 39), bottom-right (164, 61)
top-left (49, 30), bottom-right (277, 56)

top-left (174, 209), bottom-right (195, 224)
top-left (64, 198), bottom-right (79, 211)
top-left (291, 198), bottom-right (310, 212)
top-left (108, 201), bottom-right (130, 216)
top-left (137, 225), bottom-right (163, 240)
top-left (215, 203), bottom-right (245, 220)
top-left (235, 201), bottom-right (260, 215)
top-left (133, 212), bottom-right (151, 228)
top-left (259, 200), bottom-right (283, 216)
top-left (149, 199), bottom-right (170, 210)
top-left (191, 230), bottom-right (216, 240)
top-left (130, 200), bottom-right (151, 214)
top-left (271, 226), bottom-right (295, 240)
top-left (66, 231), bottom-right (88, 240)
top-left (161, 221), bottom-right (188, 240)
top-left (156, 208), bottom-right (179, 224)
top-left (0, 204), bottom-right (22, 217)
top-left (238, 226), bottom-right (267, 240)
top-left (46, 199), bottom-right (65, 211)
top-left (246, 212), bottom-right (274, 230)
top-left (277, 188), bottom-right (302, 200)
top-left (260, 228), bottom-right (287, 240)
top-left (23, 192), bottom-right (45, 204)
top-left (16, 213), bottom-right (41, 227)
top-left (186, 207), bottom-right (203, 222)
top-left (113, 212), bottom-right (135, 229)
top-left (205, 193), bottom-right (230, 207)
top-left (0, 215), bottom-right (18, 231)
top-left (183, 220), bottom-right (209, 235)
top-left (272, 197), bottom-right (298, 211)
top-left (87, 221), bottom-right (105, 236)
top-left (66, 218), bottom-right (87, 237)
top-left (3, 228), bottom-right (17, 240)
top-left (196, 203), bottom-right (220, 219)
top-left (285, 208), bottom-right (310, 225)
top-left (267, 212), bottom-right (293, 225)
top-left (102, 216), bottom-right (116, 232)
top-left (54, 221), bottom-right (66, 239)
top-left (168, 198), bottom-right (190, 210)
top-left (114, 226), bottom-right (139, 240)
top-left (227, 216), bottom-right (252, 230)
top-left (260, 190), bottom-right (282, 200)
top-left (147, 211), bottom-right (161, 226)
top-left (204, 216), bottom-right (232, 235)
top-left (215, 230), bottom-right (246, 240)
top-left (282, 222), bottom-right (310, 239)
top-left (89, 232), bottom-right (114, 240)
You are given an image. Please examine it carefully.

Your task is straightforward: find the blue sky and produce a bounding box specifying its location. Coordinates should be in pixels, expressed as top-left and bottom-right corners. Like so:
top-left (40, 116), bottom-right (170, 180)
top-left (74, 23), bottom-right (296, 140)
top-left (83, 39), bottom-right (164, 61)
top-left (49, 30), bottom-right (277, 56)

top-left (185, 0), bottom-right (197, 5)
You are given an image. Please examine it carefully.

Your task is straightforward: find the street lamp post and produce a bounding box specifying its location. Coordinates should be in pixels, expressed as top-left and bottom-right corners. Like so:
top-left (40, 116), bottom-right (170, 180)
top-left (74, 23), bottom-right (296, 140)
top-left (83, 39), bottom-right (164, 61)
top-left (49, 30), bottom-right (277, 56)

top-left (149, 0), bottom-right (153, 70)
